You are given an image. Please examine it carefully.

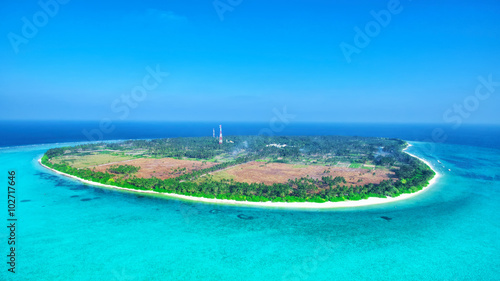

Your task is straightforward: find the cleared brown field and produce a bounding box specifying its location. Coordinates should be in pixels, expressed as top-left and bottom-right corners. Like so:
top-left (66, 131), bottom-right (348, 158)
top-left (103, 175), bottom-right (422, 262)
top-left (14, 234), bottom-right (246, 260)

top-left (211, 161), bottom-right (394, 186)
top-left (51, 154), bottom-right (136, 168)
top-left (92, 158), bottom-right (219, 179)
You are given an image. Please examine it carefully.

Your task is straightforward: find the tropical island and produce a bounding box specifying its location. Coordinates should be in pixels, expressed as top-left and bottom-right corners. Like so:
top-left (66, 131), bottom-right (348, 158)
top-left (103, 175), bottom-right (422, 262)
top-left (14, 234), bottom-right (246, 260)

top-left (40, 135), bottom-right (436, 208)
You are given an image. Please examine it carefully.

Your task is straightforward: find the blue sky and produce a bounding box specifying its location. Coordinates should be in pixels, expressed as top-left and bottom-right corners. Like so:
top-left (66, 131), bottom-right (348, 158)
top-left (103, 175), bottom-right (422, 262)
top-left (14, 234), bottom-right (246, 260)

top-left (1, 0), bottom-right (499, 123)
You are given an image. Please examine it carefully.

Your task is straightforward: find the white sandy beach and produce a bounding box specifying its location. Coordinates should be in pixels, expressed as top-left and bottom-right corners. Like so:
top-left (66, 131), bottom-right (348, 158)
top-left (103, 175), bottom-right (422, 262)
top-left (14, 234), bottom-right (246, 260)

top-left (38, 144), bottom-right (440, 209)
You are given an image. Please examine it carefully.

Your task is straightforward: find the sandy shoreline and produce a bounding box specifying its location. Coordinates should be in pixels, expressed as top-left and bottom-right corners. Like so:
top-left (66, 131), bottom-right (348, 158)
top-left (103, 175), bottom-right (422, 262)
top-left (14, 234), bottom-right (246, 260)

top-left (38, 143), bottom-right (440, 209)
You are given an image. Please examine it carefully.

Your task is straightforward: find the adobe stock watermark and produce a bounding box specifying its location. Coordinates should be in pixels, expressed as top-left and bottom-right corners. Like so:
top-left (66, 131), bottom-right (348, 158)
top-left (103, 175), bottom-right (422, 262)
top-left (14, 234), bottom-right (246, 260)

top-left (339, 0), bottom-right (406, 63)
top-left (112, 267), bottom-right (135, 281)
top-left (179, 203), bottom-right (199, 226)
top-left (213, 0), bottom-right (243, 21)
top-left (7, 0), bottom-right (70, 54)
top-left (82, 64), bottom-right (169, 141)
top-left (258, 106), bottom-right (296, 136)
top-left (281, 236), bottom-right (336, 281)
top-left (421, 73), bottom-right (499, 154)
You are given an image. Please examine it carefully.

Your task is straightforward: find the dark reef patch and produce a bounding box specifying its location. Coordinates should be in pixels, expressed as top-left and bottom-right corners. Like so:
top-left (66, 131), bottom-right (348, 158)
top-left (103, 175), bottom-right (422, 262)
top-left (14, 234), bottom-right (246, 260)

top-left (34, 172), bottom-right (59, 181)
top-left (35, 172), bottom-right (76, 187)
top-left (458, 172), bottom-right (499, 181)
top-left (80, 198), bottom-right (92, 202)
top-left (440, 157), bottom-right (476, 169)
top-left (380, 216), bottom-right (392, 221)
top-left (35, 172), bottom-right (87, 189)
top-left (237, 214), bottom-right (254, 220)
top-left (70, 195), bottom-right (79, 198)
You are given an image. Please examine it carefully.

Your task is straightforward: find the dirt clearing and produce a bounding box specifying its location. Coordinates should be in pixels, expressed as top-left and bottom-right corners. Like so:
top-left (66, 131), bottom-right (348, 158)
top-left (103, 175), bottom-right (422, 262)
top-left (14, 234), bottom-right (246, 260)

top-left (210, 161), bottom-right (394, 185)
top-left (92, 158), bottom-right (219, 180)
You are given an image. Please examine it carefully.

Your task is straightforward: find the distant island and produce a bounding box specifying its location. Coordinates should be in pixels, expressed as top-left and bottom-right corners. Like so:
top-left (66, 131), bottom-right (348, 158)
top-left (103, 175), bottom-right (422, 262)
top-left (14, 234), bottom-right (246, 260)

top-left (40, 135), bottom-right (436, 207)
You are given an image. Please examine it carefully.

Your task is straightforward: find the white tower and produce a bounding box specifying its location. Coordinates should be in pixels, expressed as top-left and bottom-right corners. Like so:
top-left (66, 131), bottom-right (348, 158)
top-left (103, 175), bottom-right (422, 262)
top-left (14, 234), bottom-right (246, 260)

top-left (219, 125), bottom-right (223, 145)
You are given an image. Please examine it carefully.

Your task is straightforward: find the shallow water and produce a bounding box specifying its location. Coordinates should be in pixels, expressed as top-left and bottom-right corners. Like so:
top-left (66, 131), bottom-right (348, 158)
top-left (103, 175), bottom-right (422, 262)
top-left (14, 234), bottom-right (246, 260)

top-left (1, 141), bottom-right (499, 281)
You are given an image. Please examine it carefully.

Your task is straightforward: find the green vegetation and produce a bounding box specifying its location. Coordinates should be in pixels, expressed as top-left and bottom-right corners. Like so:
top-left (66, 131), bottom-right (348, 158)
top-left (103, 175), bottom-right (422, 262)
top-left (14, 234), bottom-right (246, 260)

top-left (107, 164), bottom-right (140, 175)
top-left (41, 135), bottom-right (435, 203)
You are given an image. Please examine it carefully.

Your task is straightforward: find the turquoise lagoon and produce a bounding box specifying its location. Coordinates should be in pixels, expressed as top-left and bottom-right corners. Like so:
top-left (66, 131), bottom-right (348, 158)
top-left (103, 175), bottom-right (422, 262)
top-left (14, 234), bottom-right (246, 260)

top-left (1, 141), bottom-right (499, 281)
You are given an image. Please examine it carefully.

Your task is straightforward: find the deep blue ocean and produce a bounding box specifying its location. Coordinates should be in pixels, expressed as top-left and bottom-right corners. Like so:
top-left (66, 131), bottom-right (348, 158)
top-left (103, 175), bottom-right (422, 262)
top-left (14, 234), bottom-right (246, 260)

top-left (0, 121), bottom-right (499, 281)
top-left (1, 121), bottom-right (500, 149)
